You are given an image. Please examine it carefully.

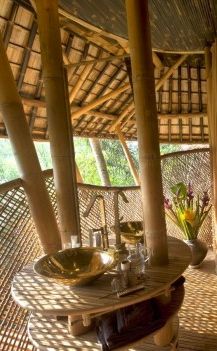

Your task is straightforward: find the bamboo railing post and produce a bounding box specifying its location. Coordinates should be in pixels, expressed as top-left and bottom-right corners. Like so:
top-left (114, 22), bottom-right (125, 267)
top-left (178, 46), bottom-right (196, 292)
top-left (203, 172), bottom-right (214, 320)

top-left (0, 33), bottom-right (61, 254)
top-left (89, 138), bottom-right (111, 186)
top-left (125, 0), bottom-right (168, 265)
top-left (35, 0), bottom-right (81, 246)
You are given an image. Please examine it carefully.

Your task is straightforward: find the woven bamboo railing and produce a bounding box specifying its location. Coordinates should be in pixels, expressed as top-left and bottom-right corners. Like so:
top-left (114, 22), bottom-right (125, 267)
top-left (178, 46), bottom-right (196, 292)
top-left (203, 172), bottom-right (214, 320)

top-left (0, 148), bottom-right (212, 350)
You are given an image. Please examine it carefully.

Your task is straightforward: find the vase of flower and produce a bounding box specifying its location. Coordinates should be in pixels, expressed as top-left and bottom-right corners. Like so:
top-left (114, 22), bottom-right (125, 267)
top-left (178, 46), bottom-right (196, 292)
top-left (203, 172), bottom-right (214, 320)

top-left (164, 182), bottom-right (212, 268)
top-left (183, 239), bottom-right (208, 268)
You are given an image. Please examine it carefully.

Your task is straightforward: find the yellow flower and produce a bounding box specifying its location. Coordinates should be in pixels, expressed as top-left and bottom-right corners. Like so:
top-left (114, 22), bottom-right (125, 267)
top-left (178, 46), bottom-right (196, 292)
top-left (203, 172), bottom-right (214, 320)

top-left (180, 209), bottom-right (195, 223)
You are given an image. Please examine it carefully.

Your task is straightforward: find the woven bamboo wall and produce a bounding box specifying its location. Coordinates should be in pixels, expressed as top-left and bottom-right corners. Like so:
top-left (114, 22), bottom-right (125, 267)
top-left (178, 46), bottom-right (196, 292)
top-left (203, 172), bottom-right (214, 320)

top-left (0, 149), bottom-right (213, 350)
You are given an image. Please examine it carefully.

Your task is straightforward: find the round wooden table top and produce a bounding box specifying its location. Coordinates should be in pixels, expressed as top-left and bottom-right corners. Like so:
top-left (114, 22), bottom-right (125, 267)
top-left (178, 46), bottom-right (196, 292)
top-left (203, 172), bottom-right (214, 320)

top-left (12, 236), bottom-right (191, 317)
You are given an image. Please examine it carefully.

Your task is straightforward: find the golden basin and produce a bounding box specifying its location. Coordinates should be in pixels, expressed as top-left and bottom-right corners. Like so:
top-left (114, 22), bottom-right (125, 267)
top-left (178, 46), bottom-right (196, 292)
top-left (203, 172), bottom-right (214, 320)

top-left (34, 247), bottom-right (116, 286)
top-left (115, 221), bottom-right (144, 245)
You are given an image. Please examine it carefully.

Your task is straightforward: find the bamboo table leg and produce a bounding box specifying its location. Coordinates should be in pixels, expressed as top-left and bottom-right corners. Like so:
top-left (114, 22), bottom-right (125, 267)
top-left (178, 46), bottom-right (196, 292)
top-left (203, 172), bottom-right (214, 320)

top-left (68, 315), bottom-right (92, 336)
top-left (153, 315), bottom-right (178, 349)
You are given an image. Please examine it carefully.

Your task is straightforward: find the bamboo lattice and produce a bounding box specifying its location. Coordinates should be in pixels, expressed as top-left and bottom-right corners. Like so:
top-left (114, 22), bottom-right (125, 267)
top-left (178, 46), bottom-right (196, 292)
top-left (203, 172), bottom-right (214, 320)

top-left (0, 149), bottom-right (213, 350)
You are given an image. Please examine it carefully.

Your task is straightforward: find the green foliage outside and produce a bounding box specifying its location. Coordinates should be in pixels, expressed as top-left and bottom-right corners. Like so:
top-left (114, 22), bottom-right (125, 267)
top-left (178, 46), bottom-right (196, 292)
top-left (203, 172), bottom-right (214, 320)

top-left (0, 138), bottom-right (186, 186)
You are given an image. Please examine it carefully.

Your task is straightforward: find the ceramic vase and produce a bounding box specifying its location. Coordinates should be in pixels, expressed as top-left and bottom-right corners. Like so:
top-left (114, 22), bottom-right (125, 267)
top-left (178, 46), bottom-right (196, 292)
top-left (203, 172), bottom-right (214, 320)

top-left (184, 238), bottom-right (208, 268)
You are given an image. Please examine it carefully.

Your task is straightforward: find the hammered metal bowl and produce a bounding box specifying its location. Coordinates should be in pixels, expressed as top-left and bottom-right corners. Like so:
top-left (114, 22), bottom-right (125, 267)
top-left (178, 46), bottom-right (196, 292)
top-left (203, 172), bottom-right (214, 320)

top-left (118, 221), bottom-right (144, 245)
top-left (34, 247), bottom-right (116, 286)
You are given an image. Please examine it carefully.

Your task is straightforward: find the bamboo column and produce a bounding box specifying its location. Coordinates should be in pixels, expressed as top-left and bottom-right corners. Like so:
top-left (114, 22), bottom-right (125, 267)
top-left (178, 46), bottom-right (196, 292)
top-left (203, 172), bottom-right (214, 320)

top-left (89, 138), bottom-right (111, 186)
top-left (0, 33), bottom-right (61, 254)
top-left (35, 0), bottom-right (80, 246)
top-left (205, 43), bottom-right (217, 264)
top-left (125, 0), bottom-right (168, 265)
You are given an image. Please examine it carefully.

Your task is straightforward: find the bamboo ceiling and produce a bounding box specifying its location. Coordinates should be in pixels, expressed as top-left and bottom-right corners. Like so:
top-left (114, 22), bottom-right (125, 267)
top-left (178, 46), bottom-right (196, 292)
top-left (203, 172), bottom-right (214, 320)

top-left (0, 0), bottom-right (214, 143)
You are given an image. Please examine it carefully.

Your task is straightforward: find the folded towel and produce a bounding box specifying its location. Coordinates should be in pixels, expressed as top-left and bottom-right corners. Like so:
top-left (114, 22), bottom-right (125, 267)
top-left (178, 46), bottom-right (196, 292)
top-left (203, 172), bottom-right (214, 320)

top-left (96, 275), bottom-right (185, 350)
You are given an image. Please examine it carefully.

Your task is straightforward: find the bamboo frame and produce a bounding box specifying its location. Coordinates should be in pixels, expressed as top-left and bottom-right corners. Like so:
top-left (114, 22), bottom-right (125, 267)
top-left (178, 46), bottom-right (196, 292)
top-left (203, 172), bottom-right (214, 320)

top-left (125, 0), bottom-right (168, 265)
top-left (65, 54), bottom-right (130, 69)
top-left (109, 54), bottom-right (188, 133)
top-left (0, 32), bottom-right (61, 254)
top-left (21, 95), bottom-right (207, 121)
top-left (35, 0), bottom-right (81, 246)
top-left (205, 44), bottom-right (217, 260)
top-left (71, 83), bottom-right (131, 120)
top-left (69, 63), bottom-right (94, 103)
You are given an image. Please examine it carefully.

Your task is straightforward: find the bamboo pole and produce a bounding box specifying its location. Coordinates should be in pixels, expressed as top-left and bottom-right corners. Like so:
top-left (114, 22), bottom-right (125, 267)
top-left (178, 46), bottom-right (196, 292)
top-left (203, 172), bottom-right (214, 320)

top-left (71, 83), bottom-right (130, 120)
top-left (116, 126), bottom-right (140, 185)
top-left (89, 138), bottom-right (111, 186)
top-left (21, 96), bottom-right (207, 121)
top-left (125, 0), bottom-right (168, 265)
top-left (0, 33), bottom-right (61, 254)
top-left (155, 54), bottom-right (188, 91)
top-left (69, 64), bottom-right (94, 104)
top-left (65, 54), bottom-right (130, 69)
top-left (205, 44), bottom-right (217, 263)
top-left (35, 0), bottom-right (80, 246)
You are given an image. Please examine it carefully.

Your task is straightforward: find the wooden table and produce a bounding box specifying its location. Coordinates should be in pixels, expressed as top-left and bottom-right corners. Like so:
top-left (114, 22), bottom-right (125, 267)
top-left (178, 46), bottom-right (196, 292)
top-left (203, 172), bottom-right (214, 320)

top-left (12, 236), bottom-right (191, 350)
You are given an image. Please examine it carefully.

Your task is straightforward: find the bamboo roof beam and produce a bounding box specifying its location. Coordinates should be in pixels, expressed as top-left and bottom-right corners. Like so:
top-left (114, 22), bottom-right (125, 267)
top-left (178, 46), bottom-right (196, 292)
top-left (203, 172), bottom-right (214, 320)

top-left (69, 63), bottom-right (94, 103)
top-left (155, 54), bottom-right (188, 91)
top-left (65, 54), bottom-right (130, 69)
top-left (0, 32), bottom-right (61, 254)
top-left (17, 21), bottom-right (38, 91)
top-left (21, 95), bottom-right (207, 121)
top-left (60, 8), bottom-right (165, 70)
top-left (3, 2), bottom-right (18, 48)
top-left (126, 0), bottom-right (168, 265)
top-left (152, 51), bottom-right (164, 69)
top-left (35, 0), bottom-right (80, 247)
top-left (60, 19), bottom-right (123, 56)
top-left (71, 83), bottom-right (131, 120)
top-left (109, 54), bottom-right (188, 132)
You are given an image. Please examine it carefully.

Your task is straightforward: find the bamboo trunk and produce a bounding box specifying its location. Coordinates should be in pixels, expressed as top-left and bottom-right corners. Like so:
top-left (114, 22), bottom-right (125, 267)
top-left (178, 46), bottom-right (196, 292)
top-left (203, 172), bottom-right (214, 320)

top-left (35, 0), bottom-right (80, 246)
top-left (116, 127), bottom-right (140, 185)
top-left (89, 138), bottom-right (111, 186)
top-left (125, 0), bottom-right (168, 265)
top-left (205, 44), bottom-right (217, 266)
top-left (0, 32), bottom-right (61, 254)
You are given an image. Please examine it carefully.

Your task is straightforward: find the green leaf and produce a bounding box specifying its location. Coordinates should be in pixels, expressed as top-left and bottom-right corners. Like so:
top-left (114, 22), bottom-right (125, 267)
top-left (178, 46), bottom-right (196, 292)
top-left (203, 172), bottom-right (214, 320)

top-left (171, 182), bottom-right (187, 199)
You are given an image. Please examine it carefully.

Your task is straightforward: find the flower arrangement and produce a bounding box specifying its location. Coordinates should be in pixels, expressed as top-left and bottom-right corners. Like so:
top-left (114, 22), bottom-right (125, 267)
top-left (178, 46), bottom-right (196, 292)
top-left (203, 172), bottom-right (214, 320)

top-left (164, 182), bottom-right (212, 240)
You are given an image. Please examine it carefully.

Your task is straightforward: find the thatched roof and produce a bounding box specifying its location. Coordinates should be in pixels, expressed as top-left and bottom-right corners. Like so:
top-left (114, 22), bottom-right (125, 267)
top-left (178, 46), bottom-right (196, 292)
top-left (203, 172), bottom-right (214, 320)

top-left (0, 0), bottom-right (214, 143)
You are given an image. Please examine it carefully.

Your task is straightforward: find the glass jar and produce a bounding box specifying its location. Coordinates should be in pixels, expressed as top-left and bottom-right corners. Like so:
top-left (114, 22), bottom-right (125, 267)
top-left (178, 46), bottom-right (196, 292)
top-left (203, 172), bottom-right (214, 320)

top-left (127, 243), bottom-right (145, 283)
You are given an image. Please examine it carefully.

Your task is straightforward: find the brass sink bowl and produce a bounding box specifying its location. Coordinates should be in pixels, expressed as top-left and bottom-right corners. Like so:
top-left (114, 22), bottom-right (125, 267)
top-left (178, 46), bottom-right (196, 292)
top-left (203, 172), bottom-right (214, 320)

top-left (117, 221), bottom-right (144, 245)
top-left (34, 247), bottom-right (116, 286)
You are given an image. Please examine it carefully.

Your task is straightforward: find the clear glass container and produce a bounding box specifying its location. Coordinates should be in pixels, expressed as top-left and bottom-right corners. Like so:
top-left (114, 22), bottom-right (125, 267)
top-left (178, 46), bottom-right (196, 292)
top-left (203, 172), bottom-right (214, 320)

top-left (127, 243), bottom-right (145, 276)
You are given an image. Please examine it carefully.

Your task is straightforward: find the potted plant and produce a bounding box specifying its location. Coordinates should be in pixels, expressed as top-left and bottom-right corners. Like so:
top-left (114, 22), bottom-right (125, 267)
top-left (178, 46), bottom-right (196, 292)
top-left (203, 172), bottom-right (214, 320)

top-left (164, 182), bottom-right (212, 268)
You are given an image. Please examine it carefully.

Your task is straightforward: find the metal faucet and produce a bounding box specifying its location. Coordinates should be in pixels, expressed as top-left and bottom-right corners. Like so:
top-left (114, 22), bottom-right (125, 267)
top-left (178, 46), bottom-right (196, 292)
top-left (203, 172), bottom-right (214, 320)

top-left (113, 190), bottom-right (129, 247)
top-left (83, 194), bottom-right (109, 250)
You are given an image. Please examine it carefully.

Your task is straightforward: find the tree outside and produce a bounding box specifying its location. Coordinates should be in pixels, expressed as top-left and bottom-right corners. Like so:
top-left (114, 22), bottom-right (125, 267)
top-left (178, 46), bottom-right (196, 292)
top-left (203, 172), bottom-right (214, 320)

top-left (0, 138), bottom-right (195, 185)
